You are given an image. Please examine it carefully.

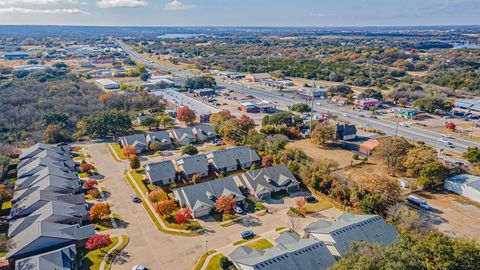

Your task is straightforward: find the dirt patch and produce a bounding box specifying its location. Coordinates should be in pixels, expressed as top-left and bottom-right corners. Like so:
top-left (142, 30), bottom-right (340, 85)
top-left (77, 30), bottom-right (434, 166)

top-left (286, 139), bottom-right (359, 168)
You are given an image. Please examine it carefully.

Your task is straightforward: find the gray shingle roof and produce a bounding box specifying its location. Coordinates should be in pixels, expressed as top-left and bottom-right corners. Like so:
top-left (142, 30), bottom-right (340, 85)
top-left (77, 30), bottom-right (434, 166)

top-left (120, 134), bottom-right (148, 148)
top-left (9, 201), bottom-right (87, 237)
top-left (144, 160), bottom-right (176, 182)
top-left (229, 232), bottom-right (336, 270)
top-left (304, 213), bottom-right (398, 255)
top-left (11, 189), bottom-right (85, 219)
top-left (17, 157), bottom-right (74, 179)
top-left (146, 131), bottom-right (172, 145)
top-left (15, 174), bottom-right (80, 193)
top-left (176, 154), bottom-right (209, 176)
top-left (7, 222), bottom-right (94, 259)
top-left (17, 149), bottom-right (72, 169)
top-left (19, 143), bottom-right (69, 161)
top-left (170, 127), bottom-right (196, 145)
top-left (15, 166), bottom-right (78, 191)
top-left (193, 124), bottom-right (217, 139)
top-left (15, 244), bottom-right (77, 270)
top-left (206, 146), bottom-right (260, 170)
top-left (234, 165), bottom-right (299, 195)
top-left (173, 176), bottom-right (244, 211)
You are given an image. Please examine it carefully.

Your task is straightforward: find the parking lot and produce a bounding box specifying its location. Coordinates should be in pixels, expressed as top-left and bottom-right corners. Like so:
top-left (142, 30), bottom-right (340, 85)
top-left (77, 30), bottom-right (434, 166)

top-left (416, 191), bottom-right (480, 241)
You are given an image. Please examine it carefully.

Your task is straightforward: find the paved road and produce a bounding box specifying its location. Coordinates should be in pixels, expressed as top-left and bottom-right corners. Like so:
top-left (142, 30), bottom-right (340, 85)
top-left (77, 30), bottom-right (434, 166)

top-left (119, 41), bottom-right (480, 154)
top-left (87, 143), bottom-right (337, 270)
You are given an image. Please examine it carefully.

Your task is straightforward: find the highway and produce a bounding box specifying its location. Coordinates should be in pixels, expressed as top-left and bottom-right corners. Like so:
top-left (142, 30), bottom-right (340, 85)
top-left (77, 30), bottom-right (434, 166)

top-left (119, 41), bottom-right (480, 154)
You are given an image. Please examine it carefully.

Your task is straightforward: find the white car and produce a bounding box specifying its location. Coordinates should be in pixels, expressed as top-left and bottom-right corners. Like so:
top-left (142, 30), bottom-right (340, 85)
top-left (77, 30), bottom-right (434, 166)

top-left (342, 113), bottom-right (349, 117)
top-left (442, 134), bottom-right (453, 139)
top-left (399, 122), bottom-right (410, 127)
top-left (132, 266), bottom-right (146, 270)
top-left (437, 138), bottom-right (447, 143)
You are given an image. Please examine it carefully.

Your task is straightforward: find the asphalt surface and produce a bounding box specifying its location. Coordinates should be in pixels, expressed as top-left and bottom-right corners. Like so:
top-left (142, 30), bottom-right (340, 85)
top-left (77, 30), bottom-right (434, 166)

top-left (119, 41), bottom-right (480, 154)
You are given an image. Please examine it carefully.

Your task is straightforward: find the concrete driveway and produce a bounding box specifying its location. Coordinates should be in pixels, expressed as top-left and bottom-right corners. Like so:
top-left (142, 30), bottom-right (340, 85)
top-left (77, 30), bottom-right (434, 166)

top-left (86, 142), bottom-right (341, 270)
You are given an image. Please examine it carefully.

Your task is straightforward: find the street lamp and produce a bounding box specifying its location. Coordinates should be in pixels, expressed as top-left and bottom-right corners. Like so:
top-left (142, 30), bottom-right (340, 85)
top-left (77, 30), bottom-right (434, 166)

top-left (205, 239), bottom-right (208, 254)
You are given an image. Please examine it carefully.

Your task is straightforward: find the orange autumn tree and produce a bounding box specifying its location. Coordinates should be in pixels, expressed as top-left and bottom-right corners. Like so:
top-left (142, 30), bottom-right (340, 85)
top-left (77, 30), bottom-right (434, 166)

top-left (214, 195), bottom-right (237, 215)
top-left (155, 200), bottom-right (177, 216)
top-left (122, 145), bottom-right (136, 157)
top-left (89, 203), bottom-right (111, 221)
top-left (177, 106), bottom-right (196, 125)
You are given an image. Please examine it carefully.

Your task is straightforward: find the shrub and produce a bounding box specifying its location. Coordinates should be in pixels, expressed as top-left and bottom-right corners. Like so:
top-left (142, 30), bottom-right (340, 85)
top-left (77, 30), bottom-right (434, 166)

top-left (87, 188), bottom-right (101, 199)
top-left (148, 189), bottom-right (168, 203)
top-left (180, 144), bottom-right (198, 155)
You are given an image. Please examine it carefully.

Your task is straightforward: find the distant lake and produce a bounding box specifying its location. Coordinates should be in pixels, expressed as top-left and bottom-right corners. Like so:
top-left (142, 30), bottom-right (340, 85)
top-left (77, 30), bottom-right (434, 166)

top-left (452, 43), bottom-right (480, 49)
top-left (157, 34), bottom-right (204, 39)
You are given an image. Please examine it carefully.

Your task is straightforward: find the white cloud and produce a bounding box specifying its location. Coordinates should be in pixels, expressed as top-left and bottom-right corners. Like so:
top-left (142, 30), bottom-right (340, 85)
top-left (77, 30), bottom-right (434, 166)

top-left (163, 0), bottom-right (194, 10)
top-left (0, 0), bottom-right (82, 5)
top-left (0, 6), bottom-right (87, 13)
top-left (96, 0), bottom-right (147, 8)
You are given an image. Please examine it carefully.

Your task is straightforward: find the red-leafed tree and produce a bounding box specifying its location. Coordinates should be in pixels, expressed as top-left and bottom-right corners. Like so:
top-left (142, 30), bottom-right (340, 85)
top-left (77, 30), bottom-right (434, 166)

top-left (445, 122), bottom-right (456, 131)
top-left (89, 203), bottom-right (111, 221)
top-left (240, 114), bottom-right (255, 130)
top-left (122, 145), bottom-right (136, 157)
top-left (219, 110), bottom-right (233, 120)
top-left (177, 106), bottom-right (196, 125)
top-left (85, 234), bottom-right (112, 251)
top-left (175, 208), bottom-right (193, 224)
top-left (295, 197), bottom-right (306, 210)
top-left (154, 200), bottom-right (177, 216)
top-left (214, 195), bottom-right (237, 215)
top-left (261, 154), bottom-right (274, 168)
top-left (83, 179), bottom-right (98, 189)
top-left (80, 163), bottom-right (95, 173)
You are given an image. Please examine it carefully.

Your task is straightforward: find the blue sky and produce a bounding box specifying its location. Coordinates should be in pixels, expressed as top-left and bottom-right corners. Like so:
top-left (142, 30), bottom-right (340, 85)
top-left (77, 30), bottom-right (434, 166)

top-left (0, 0), bottom-right (479, 26)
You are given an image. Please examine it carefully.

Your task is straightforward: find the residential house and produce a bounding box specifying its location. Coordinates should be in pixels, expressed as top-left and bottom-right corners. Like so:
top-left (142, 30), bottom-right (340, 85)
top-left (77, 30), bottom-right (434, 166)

top-left (304, 213), bottom-right (398, 257)
top-left (19, 143), bottom-right (69, 161)
top-left (233, 165), bottom-right (300, 200)
top-left (444, 174), bottom-right (480, 203)
top-left (8, 201), bottom-right (88, 237)
top-left (170, 127), bottom-right (197, 146)
top-left (10, 189), bottom-right (85, 219)
top-left (14, 174), bottom-right (81, 194)
top-left (136, 114), bottom-right (154, 124)
top-left (17, 157), bottom-right (75, 179)
top-left (144, 161), bottom-right (177, 186)
top-left (119, 134), bottom-right (148, 153)
top-left (192, 88), bottom-right (216, 97)
top-left (146, 131), bottom-right (173, 149)
top-left (176, 154), bottom-right (209, 179)
top-left (15, 244), bottom-right (78, 270)
top-left (206, 147), bottom-right (260, 173)
top-left (193, 124), bottom-right (217, 142)
top-left (229, 232), bottom-right (336, 270)
top-left (172, 176), bottom-right (244, 218)
top-left (335, 123), bottom-right (357, 141)
top-left (6, 221), bottom-right (95, 260)
top-left (15, 167), bottom-right (78, 191)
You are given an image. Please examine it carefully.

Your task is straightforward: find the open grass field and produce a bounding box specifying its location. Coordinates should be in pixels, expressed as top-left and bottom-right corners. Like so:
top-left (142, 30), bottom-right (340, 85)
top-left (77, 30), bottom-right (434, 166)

top-left (286, 139), bottom-right (358, 168)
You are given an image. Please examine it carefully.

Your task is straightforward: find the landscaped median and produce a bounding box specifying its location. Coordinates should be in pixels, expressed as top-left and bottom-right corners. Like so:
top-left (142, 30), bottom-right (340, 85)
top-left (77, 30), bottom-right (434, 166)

top-left (124, 171), bottom-right (200, 236)
top-left (193, 250), bottom-right (217, 270)
top-left (80, 235), bottom-right (129, 270)
top-left (106, 143), bottom-right (127, 161)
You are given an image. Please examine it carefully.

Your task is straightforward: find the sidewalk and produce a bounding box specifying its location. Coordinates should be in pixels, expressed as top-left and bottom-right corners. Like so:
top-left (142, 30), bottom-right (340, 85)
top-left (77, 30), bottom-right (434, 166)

top-left (99, 234), bottom-right (128, 270)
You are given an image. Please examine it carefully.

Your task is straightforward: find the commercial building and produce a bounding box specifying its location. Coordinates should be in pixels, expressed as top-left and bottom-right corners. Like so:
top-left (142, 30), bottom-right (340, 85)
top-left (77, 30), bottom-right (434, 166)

top-left (353, 98), bottom-right (381, 110)
top-left (445, 174), bottom-right (480, 203)
top-left (300, 88), bottom-right (328, 98)
top-left (397, 109), bottom-right (428, 120)
top-left (335, 123), bottom-right (357, 141)
top-left (3, 52), bottom-right (30, 60)
top-left (95, 79), bottom-right (120, 90)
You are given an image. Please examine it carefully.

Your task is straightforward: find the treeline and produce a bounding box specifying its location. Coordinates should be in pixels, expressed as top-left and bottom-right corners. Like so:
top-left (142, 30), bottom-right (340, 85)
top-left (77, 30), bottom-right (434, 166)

top-left (0, 69), bottom-right (163, 143)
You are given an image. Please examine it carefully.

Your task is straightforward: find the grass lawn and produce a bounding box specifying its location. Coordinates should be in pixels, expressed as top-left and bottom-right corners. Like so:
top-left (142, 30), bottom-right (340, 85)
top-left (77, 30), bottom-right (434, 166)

top-left (94, 214), bottom-right (122, 231)
top-left (0, 252), bottom-right (5, 258)
top-left (78, 172), bottom-right (90, 178)
top-left (233, 235), bottom-right (259, 246)
top-left (107, 143), bottom-right (127, 160)
top-left (303, 200), bottom-right (333, 214)
top-left (124, 173), bottom-right (197, 237)
top-left (205, 254), bottom-right (225, 270)
top-left (243, 238), bottom-right (273, 250)
top-left (275, 227), bottom-right (287, 232)
top-left (80, 236), bottom-right (119, 270)
top-left (193, 250), bottom-right (216, 270)
top-left (1, 201), bottom-right (11, 210)
top-left (162, 214), bottom-right (202, 231)
top-left (130, 170), bottom-right (148, 194)
top-left (104, 235), bottom-right (129, 269)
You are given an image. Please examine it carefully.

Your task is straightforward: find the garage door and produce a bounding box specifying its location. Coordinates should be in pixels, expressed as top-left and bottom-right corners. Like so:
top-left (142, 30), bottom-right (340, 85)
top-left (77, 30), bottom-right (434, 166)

top-left (287, 184), bottom-right (299, 193)
top-left (194, 206), bottom-right (211, 218)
